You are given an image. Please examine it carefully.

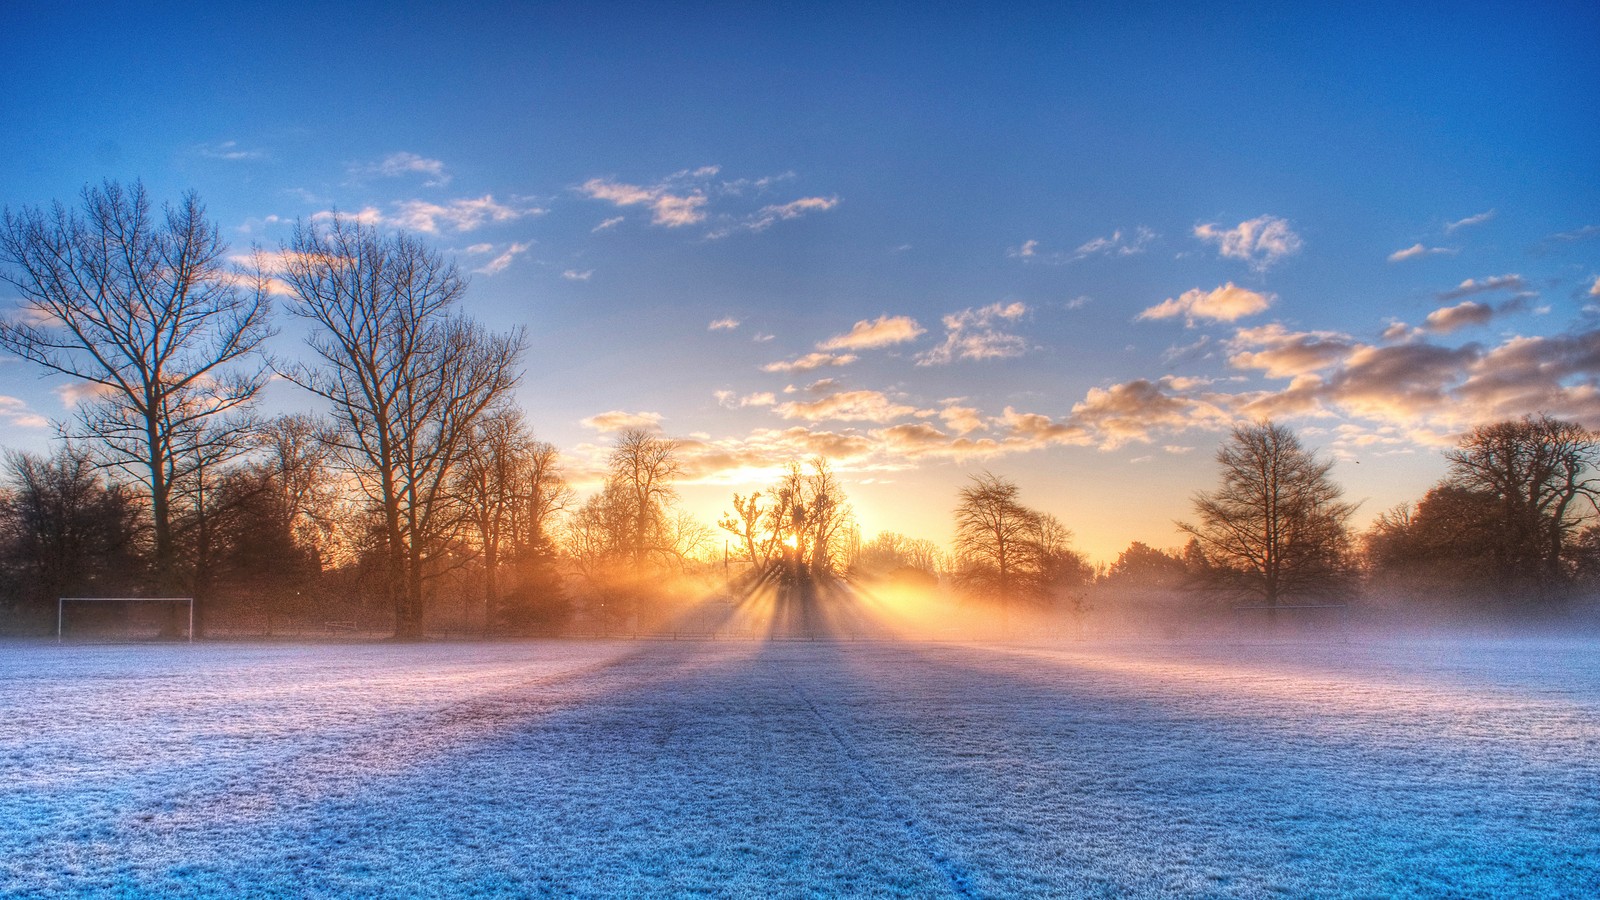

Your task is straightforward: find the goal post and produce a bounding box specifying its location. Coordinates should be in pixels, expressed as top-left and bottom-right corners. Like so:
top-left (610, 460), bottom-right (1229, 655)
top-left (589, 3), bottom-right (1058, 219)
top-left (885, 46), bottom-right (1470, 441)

top-left (57, 597), bottom-right (194, 644)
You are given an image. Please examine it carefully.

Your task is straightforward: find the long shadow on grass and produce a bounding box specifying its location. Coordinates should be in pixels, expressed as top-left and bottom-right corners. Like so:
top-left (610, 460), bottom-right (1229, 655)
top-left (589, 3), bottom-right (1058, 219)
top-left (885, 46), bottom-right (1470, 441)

top-left (800, 635), bottom-right (1600, 897)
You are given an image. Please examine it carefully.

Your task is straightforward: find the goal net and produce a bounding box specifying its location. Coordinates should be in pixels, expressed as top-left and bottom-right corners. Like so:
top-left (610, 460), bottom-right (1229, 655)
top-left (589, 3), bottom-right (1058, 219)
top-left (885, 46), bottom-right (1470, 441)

top-left (57, 597), bottom-right (194, 643)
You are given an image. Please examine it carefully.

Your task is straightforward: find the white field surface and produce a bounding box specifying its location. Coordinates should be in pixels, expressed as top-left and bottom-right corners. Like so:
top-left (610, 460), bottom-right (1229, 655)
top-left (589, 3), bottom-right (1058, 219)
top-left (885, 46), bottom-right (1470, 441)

top-left (2, 635), bottom-right (1598, 897)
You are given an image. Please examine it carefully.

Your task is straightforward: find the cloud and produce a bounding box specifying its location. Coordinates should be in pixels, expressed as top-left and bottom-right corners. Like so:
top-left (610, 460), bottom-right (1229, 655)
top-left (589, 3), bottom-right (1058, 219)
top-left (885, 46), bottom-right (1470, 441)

top-left (1228, 325), bottom-right (1600, 439)
top-left (1445, 209), bottom-right (1496, 232)
top-left (774, 389), bottom-right (922, 423)
top-left (681, 375), bottom-right (1267, 466)
top-left (310, 206), bottom-right (385, 227)
top-left (1139, 283), bottom-right (1273, 324)
top-left (55, 382), bottom-right (119, 408)
top-left (718, 171), bottom-right (797, 195)
top-left (1228, 324), bottom-right (1356, 377)
top-left (356, 152), bottom-right (450, 186)
top-left (582, 168), bottom-right (838, 237)
top-left (939, 404), bottom-right (986, 435)
top-left (709, 317), bottom-right (741, 331)
top-left (592, 216), bottom-right (625, 232)
top-left (196, 140), bottom-right (265, 161)
top-left (916, 302), bottom-right (1030, 366)
top-left (762, 352), bottom-right (858, 373)
top-left (665, 427), bottom-right (883, 483)
top-left (1194, 215), bottom-right (1302, 271)
top-left (817, 315), bottom-right (925, 351)
top-left (581, 410), bottom-right (663, 432)
top-left (1008, 229), bottom-right (1156, 264)
top-left (232, 248), bottom-right (328, 296)
top-left (717, 196), bottom-right (839, 237)
top-left (1065, 380), bottom-right (1232, 449)
top-left (1438, 274), bottom-right (1528, 300)
top-left (1556, 225), bottom-right (1600, 242)
top-left (1422, 300), bottom-right (1493, 334)
top-left (1161, 335), bottom-right (1215, 365)
top-left (561, 269), bottom-right (593, 281)
top-left (580, 177), bottom-right (709, 227)
top-left (391, 195), bottom-right (541, 233)
top-left (677, 318), bottom-right (1600, 481)
top-left (317, 198), bottom-right (538, 233)
top-left (1592, 277), bottom-right (1600, 297)
top-left (768, 196), bottom-right (839, 219)
top-left (1387, 243), bottom-right (1456, 263)
top-left (0, 396), bottom-right (48, 429)
top-left (1073, 227), bottom-right (1156, 259)
top-left (474, 242), bottom-right (531, 275)
top-left (714, 390), bottom-right (775, 408)
top-left (1453, 331), bottom-right (1600, 422)
top-left (652, 194), bottom-right (710, 227)
top-left (1320, 343), bottom-right (1484, 423)
top-left (752, 332), bottom-right (775, 343)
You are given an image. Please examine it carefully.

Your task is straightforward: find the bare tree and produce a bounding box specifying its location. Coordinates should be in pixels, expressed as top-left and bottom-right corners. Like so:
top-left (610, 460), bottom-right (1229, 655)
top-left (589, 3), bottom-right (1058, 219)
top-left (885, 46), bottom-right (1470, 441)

top-left (853, 531), bottom-right (944, 580)
top-left (720, 491), bottom-right (781, 571)
top-left (952, 472), bottom-right (1044, 601)
top-left (564, 480), bottom-right (634, 582)
top-left (454, 407), bottom-right (572, 627)
top-left (1373, 415), bottom-right (1600, 603)
top-left (1180, 421), bottom-right (1356, 608)
top-left (799, 458), bottom-right (852, 576)
top-left (255, 413), bottom-right (342, 568)
top-left (0, 446), bottom-right (142, 629)
top-left (275, 216), bottom-right (524, 638)
top-left (0, 181), bottom-right (272, 590)
top-left (1444, 415), bottom-right (1600, 591)
top-left (1034, 512), bottom-right (1093, 592)
top-left (607, 429), bottom-right (683, 570)
top-left (720, 457), bottom-right (855, 581)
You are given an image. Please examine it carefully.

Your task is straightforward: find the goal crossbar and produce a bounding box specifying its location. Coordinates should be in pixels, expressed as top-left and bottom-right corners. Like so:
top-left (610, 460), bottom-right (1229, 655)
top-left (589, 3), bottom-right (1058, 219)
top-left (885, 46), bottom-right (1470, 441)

top-left (57, 597), bottom-right (194, 643)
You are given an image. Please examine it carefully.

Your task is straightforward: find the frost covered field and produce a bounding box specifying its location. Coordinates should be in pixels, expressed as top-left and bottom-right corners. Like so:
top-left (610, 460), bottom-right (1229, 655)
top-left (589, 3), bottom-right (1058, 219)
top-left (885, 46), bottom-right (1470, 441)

top-left (2, 636), bottom-right (1599, 898)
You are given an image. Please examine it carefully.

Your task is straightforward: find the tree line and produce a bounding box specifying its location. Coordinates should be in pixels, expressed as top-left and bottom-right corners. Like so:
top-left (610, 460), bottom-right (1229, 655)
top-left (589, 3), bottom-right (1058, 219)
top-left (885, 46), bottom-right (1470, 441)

top-left (2, 182), bottom-right (1597, 637)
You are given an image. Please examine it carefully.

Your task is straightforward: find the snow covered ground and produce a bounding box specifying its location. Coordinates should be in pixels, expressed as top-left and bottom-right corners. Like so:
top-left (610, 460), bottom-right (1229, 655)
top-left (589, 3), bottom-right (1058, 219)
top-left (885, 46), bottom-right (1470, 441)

top-left (1, 635), bottom-right (1597, 897)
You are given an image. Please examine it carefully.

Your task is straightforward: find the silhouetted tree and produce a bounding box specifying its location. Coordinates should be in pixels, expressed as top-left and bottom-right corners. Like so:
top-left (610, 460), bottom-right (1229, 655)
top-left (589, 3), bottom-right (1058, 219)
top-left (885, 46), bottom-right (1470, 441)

top-left (255, 413), bottom-right (342, 569)
top-left (1035, 512), bottom-right (1094, 593)
top-left (0, 181), bottom-right (271, 591)
top-left (720, 491), bottom-right (782, 572)
top-left (1101, 542), bottom-right (1189, 590)
top-left (454, 408), bottom-right (572, 631)
top-left (772, 458), bottom-right (853, 578)
top-left (275, 215), bottom-right (524, 638)
top-left (204, 463), bottom-right (322, 617)
top-left (605, 429), bottom-right (684, 571)
top-left (0, 447), bottom-right (141, 632)
top-left (1444, 415), bottom-right (1600, 594)
top-left (1367, 416), bottom-right (1600, 606)
top-left (1365, 487), bottom-right (1502, 595)
top-left (719, 457), bottom-right (855, 581)
top-left (1180, 422), bottom-right (1356, 608)
top-left (563, 432), bottom-right (709, 627)
top-left (952, 472), bottom-right (1066, 604)
top-left (852, 531), bottom-right (943, 582)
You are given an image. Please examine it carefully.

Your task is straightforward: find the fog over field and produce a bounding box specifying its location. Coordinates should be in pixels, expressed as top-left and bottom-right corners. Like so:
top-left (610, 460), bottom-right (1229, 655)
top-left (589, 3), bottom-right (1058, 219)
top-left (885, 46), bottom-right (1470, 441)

top-left (1, 4), bottom-right (1597, 896)
top-left (4, 634), bottom-right (1596, 897)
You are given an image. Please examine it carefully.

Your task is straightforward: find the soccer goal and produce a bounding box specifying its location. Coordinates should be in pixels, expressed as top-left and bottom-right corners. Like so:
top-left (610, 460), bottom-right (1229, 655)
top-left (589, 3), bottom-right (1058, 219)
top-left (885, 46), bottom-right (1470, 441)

top-left (57, 597), bottom-right (194, 643)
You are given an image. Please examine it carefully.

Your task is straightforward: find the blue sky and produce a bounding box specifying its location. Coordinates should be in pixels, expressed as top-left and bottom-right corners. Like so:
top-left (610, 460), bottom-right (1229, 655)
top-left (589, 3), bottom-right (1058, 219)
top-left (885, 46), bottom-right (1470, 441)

top-left (2, 2), bottom-right (1597, 559)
